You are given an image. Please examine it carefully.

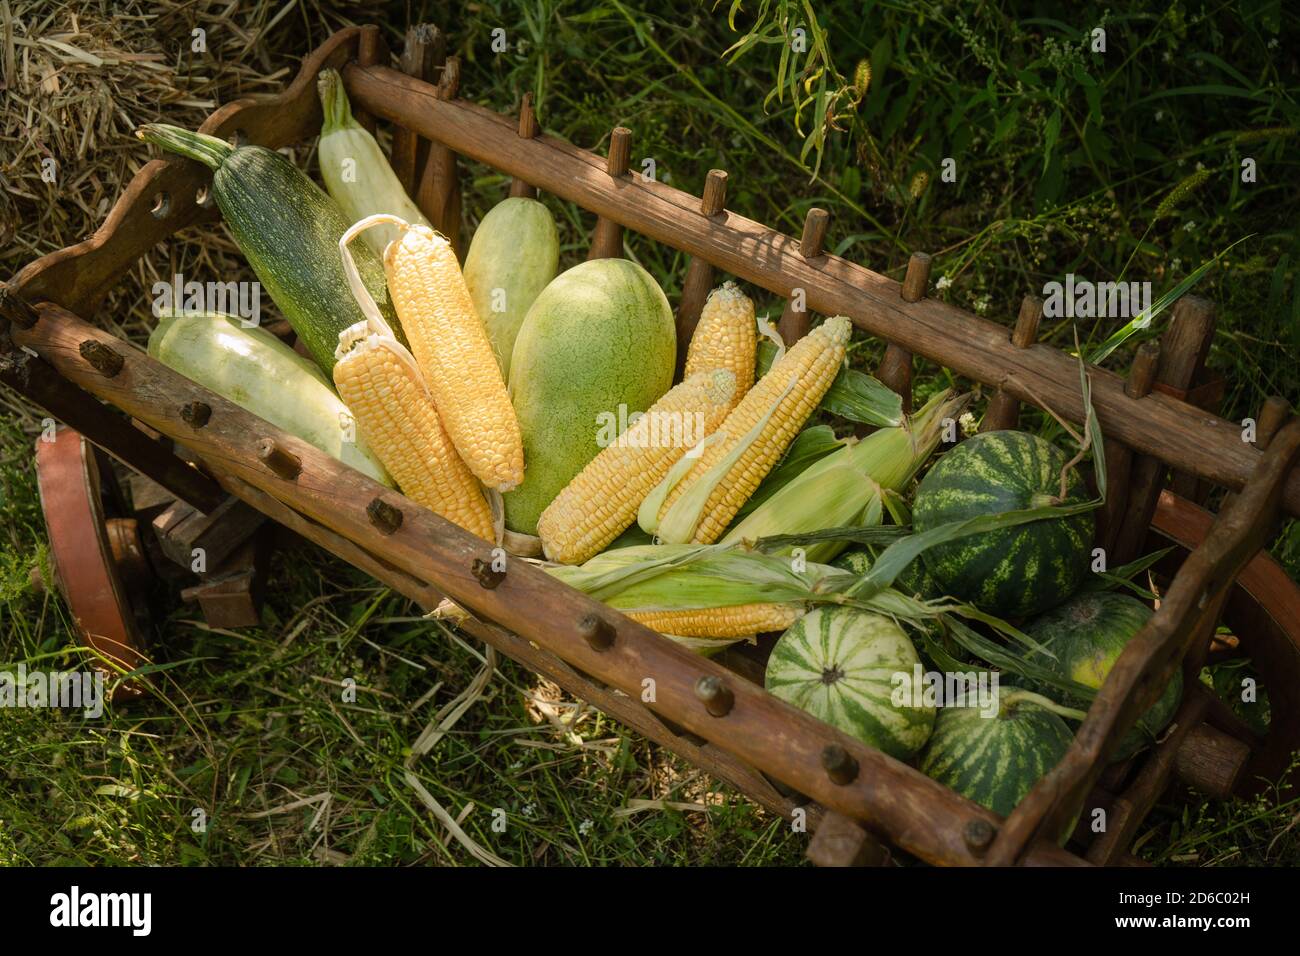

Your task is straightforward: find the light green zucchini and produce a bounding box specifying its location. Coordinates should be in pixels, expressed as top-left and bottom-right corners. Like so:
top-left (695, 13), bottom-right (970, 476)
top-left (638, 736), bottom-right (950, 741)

top-left (316, 68), bottom-right (431, 258)
top-left (463, 197), bottom-right (559, 377)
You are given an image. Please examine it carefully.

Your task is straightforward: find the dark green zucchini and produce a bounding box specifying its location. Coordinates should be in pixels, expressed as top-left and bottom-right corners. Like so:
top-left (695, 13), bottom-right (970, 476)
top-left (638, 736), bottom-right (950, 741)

top-left (135, 123), bottom-right (400, 373)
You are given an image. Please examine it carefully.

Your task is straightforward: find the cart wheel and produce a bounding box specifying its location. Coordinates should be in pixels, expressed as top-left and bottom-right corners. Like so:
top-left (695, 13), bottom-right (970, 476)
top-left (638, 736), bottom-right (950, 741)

top-left (1151, 489), bottom-right (1300, 796)
top-left (33, 426), bottom-right (150, 701)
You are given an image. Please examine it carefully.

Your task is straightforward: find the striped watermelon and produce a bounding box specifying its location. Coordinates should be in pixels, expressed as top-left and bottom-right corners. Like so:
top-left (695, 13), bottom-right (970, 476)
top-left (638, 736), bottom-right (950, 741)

top-left (832, 548), bottom-right (940, 600)
top-left (913, 430), bottom-right (1094, 618)
top-left (919, 684), bottom-right (1074, 817)
top-left (764, 607), bottom-right (934, 759)
top-left (1024, 591), bottom-right (1182, 760)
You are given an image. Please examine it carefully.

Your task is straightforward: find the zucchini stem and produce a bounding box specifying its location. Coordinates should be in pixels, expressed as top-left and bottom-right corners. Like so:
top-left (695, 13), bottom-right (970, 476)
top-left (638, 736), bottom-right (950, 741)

top-left (135, 123), bottom-right (234, 170)
top-left (999, 688), bottom-right (1089, 722)
top-left (317, 68), bottom-right (357, 133)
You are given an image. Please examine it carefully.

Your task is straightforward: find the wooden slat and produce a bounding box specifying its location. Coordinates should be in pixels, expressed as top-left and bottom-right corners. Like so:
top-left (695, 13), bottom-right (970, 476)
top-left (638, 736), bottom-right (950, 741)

top-left (1113, 297), bottom-right (1217, 564)
top-left (1100, 341), bottom-right (1160, 555)
top-left (587, 127), bottom-right (632, 260)
top-left (351, 25), bottom-right (383, 135)
top-left (776, 207), bottom-right (829, 345)
top-left (14, 301), bottom-right (1084, 868)
top-left (508, 93), bottom-right (541, 199)
top-left (982, 294), bottom-right (1043, 432)
top-left (342, 63), bottom-right (1300, 518)
top-left (391, 24), bottom-right (443, 197)
top-left (875, 252), bottom-right (930, 414)
top-left (674, 169), bottom-right (729, 376)
top-left (415, 56), bottom-right (463, 257)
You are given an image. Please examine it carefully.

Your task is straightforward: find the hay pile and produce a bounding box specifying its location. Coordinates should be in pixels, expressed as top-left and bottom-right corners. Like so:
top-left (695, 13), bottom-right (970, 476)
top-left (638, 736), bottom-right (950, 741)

top-left (0, 0), bottom-right (381, 342)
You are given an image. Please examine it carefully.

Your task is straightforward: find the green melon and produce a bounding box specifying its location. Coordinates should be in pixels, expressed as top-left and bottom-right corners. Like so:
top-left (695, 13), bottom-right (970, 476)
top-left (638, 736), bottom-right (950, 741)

top-left (1024, 591), bottom-right (1182, 760)
top-left (831, 548), bottom-right (873, 575)
top-left (504, 259), bottom-right (676, 535)
top-left (764, 607), bottom-right (935, 760)
top-left (912, 430), bottom-right (1094, 618)
top-left (831, 547), bottom-right (939, 599)
top-left (919, 684), bottom-right (1074, 817)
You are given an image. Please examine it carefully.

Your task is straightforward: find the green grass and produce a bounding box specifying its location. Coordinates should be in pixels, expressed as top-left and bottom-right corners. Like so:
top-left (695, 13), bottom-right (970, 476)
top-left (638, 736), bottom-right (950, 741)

top-left (2, 0), bottom-right (1299, 866)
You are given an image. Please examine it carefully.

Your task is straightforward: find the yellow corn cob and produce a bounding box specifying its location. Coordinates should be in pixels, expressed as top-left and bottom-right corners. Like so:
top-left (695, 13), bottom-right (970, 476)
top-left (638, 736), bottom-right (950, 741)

top-left (384, 224), bottom-right (525, 492)
top-left (654, 315), bottom-right (851, 544)
top-left (333, 331), bottom-right (495, 541)
top-left (538, 370), bottom-right (737, 564)
top-left (684, 282), bottom-right (756, 407)
top-left (626, 602), bottom-right (801, 638)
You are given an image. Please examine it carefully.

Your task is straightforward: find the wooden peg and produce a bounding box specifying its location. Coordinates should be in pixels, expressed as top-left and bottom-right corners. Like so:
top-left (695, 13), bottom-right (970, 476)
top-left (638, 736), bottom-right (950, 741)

top-left (963, 818), bottom-right (995, 855)
top-left (509, 93), bottom-right (541, 198)
top-left (0, 284), bottom-right (39, 329)
top-left (1213, 395), bottom-right (1293, 513)
top-left (777, 208), bottom-right (829, 345)
top-left (416, 55), bottom-right (463, 257)
top-left (1173, 721), bottom-right (1252, 798)
top-left (437, 55), bottom-right (461, 98)
top-left (366, 497), bottom-right (403, 535)
top-left (392, 24), bottom-right (442, 197)
top-left (1125, 340), bottom-right (1161, 399)
top-left (877, 252), bottom-right (932, 414)
top-left (982, 294), bottom-right (1044, 432)
top-left (1253, 395), bottom-right (1291, 452)
top-left (588, 127), bottom-right (633, 260)
top-left (471, 557), bottom-right (507, 590)
top-left (578, 613), bottom-right (616, 650)
top-left (821, 743), bottom-right (859, 785)
top-left (256, 439), bottom-right (301, 481)
top-left (674, 169), bottom-right (729, 374)
top-left (79, 340), bottom-right (124, 377)
top-left (181, 401), bottom-right (211, 429)
top-left (695, 675), bottom-right (734, 717)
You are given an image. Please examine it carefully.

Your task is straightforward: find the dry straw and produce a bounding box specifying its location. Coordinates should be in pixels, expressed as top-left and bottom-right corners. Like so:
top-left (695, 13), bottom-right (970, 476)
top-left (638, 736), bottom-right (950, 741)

top-left (0, 0), bottom-right (370, 340)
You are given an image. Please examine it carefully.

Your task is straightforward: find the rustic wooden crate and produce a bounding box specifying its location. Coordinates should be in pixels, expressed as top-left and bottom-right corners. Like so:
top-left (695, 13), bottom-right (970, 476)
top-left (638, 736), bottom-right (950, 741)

top-left (3, 24), bottom-right (1299, 867)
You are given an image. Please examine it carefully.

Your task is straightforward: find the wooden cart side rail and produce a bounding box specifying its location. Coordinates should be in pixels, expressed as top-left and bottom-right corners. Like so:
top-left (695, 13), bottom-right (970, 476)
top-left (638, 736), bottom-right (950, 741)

top-left (212, 471), bottom-right (808, 826)
top-left (984, 418), bottom-right (1300, 865)
top-left (12, 301), bottom-right (1084, 868)
top-left (11, 27), bottom-right (366, 317)
top-left (342, 62), bottom-right (1300, 519)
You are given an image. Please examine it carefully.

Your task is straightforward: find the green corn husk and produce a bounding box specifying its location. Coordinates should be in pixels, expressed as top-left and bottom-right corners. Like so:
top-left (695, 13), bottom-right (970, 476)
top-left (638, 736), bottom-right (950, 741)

top-left (720, 389), bottom-right (968, 563)
top-left (547, 542), bottom-right (952, 652)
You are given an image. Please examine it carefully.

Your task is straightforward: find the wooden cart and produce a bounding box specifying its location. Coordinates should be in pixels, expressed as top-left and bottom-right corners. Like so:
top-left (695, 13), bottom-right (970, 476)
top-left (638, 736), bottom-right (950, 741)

top-left (4, 24), bottom-right (1299, 867)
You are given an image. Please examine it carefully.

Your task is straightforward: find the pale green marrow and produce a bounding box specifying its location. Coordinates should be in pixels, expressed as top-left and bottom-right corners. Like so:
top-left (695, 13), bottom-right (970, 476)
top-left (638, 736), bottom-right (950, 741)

top-left (148, 311), bottom-right (392, 486)
top-left (463, 197), bottom-right (559, 377)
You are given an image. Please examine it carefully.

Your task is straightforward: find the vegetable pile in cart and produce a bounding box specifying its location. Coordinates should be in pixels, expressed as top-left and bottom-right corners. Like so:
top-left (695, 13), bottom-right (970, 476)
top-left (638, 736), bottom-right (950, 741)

top-left (134, 68), bottom-right (1183, 828)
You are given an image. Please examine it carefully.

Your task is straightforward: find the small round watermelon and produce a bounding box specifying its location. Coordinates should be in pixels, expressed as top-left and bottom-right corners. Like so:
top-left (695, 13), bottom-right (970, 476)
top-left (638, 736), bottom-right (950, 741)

top-left (919, 684), bottom-right (1074, 817)
top-left (831, 548), bottom-right (874, 576)
top-left (1024, 591), bottom-right (1182, 760)
top-left (765, 607), bottom-right (935, 760)
top-left (913, 430), bottom-right (1094, 618)
top-left (832, 548), bottom-right (940, 600)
